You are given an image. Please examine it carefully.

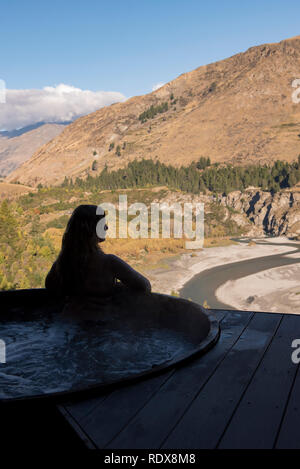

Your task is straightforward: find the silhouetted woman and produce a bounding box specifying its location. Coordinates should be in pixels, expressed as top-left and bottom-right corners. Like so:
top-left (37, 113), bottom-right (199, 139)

top-left (45, 205), bottom-right (151, 301)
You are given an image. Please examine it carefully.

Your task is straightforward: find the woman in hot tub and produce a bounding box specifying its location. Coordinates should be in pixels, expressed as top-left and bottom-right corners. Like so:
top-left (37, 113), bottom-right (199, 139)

top-left (45, 205), bottom-right (151, 307)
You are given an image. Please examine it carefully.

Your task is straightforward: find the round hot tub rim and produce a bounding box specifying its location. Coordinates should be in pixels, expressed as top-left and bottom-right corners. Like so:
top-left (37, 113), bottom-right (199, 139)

top-left (0, 288), bottom-right (220, 404)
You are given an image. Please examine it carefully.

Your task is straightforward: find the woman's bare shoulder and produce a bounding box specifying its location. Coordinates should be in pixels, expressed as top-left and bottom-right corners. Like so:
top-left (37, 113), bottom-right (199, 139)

top-left (104, 253), bottom-right (121, 263)
top-left (105, 254), bottom-right (151, 292)
top-left (104, 254), bottom-right (130, 269)
top-left (89, 250), bottom-right (110, 268)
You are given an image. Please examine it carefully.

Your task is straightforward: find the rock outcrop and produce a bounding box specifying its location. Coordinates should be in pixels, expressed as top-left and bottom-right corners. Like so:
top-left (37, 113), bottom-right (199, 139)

top-left (221, 189), bottom-right (300, 237)
top-left (155, 187), bottom-right (300, 238)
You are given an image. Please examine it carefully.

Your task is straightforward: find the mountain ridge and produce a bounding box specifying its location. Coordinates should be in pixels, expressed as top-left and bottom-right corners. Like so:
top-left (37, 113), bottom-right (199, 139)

top-left (7, 35), bottom-right (300, 187)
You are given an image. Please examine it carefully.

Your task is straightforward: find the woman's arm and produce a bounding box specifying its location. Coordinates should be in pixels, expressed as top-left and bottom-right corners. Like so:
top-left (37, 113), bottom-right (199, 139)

top-left (107, 254), bottom-right (151, 293)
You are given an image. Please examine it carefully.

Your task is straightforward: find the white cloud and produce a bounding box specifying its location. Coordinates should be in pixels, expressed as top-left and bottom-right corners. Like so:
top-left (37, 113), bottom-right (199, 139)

top-left (152, 82), bottom-right (165, 92)
top-left (0, 83), bottom-right (127, 130)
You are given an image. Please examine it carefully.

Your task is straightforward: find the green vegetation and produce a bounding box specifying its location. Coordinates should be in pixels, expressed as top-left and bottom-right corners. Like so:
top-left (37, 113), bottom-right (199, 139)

top-left (139, 102), bottom-right (169, 123)
top-left (92, 160), bottom-right (98, 171)
top-left (208, 82), bottom-right (217, 93)
top-left (45, 214), bottom-right (70, 229)
top-left (171, 290), bottom-right (179, 297)
top-left (204, 202), bottom-right (246, 238)
top-left (170, 94), bottom-right (177, 105)
top-left (0, 178), bottom-right (247, 291)
top-left (0, 200), bottom-right (57, 290)
top-left (1, 155), bottom-right (300, 292)
top-left (69, 156), bottom-right (300, 196)
top-left (116, 145), bottom-right (121, 157)
top-left (279, 123), bottom-right (299, 128)
top-left (196, 157), bottom-right (211, 170)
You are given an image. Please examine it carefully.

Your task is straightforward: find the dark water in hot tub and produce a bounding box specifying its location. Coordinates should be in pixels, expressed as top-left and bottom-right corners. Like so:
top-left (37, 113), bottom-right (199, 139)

top-left (0, 314), bottom-right (194, 399)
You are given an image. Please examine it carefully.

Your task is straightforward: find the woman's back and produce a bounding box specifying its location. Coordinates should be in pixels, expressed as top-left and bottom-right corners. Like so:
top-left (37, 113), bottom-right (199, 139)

top-left (45, 204), bottom-right (151, 305)
top-left (46, 250), bottom-right (151, 298)
top-left (82, 252), bottom-right (151, 296)
top-left (82, 251), bottom-right (116, 297)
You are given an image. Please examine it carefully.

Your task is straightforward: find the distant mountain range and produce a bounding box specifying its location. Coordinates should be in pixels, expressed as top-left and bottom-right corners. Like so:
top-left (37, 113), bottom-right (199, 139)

top-left (6, 35), bottom-right (300, 187)
top-left (0, 122), bottom-right (70, 177)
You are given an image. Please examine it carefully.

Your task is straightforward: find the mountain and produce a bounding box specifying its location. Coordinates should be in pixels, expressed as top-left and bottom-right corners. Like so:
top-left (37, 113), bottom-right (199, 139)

top-left (0, 122), bottom-right (70, 177)
top-left (6, 35), bottom-right (300, 187)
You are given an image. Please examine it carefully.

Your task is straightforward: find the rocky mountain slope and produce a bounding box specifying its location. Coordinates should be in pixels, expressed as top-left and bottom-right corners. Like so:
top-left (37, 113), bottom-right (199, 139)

top-left (7, 35), bottom-right (300, 187)
top-left (155, 185), bottom-right (300, 238)
top-left (0, 122), bottom-right (68, 177)
top-left (222, 187), bottom-right (300, 237)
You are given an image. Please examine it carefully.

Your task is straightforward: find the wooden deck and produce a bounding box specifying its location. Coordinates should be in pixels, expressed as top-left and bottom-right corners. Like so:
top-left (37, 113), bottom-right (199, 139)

top-left (57, 309), bottom-right (300, 449)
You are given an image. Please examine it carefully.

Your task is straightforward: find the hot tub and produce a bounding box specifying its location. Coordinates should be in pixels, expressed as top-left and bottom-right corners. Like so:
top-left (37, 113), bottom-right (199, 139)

top-left (0, 289), bottom-right (220, 402)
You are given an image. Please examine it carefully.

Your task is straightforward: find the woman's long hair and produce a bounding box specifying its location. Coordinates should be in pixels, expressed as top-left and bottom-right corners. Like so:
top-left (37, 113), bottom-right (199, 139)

top-left (56, 205), bottom-right (106, 295)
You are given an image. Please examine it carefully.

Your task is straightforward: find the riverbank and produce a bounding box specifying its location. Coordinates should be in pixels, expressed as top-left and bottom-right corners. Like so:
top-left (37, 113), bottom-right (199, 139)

top-left (216, 262), bottom-right (300, 314)
top-left (146, 237), bottom-right (296, 302)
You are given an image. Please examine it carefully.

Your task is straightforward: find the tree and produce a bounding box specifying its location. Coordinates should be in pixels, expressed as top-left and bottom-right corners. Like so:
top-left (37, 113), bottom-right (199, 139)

top-left (116, 145), bottom-right (121, 157)
top-left (92, 160), bottom-right (99, 171)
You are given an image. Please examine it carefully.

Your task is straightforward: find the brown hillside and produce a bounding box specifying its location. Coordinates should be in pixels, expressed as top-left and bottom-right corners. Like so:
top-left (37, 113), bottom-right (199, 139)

top-left (0, 182), bottom-right (37, 200)
top-left (7, 35), bottom-right (300, 187)
top-left (0, 123), bottom-right (67, 177)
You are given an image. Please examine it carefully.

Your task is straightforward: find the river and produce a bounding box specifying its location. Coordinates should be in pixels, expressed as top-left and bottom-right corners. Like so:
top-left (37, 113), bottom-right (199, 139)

top-left (180, 238), bottom-right (300, 310)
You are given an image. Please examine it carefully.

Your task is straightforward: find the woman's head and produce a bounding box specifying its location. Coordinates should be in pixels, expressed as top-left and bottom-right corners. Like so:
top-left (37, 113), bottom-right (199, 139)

top-left (63, 204), bottom-right (107, 249)
top-left (57, 205), bottom-right (108, 294)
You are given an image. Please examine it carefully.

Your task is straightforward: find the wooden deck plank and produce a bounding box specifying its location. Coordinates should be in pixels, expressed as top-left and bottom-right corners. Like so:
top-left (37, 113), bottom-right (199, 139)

top-left (105, 311), bottom-right (253, 449)
top-left (57, 310), bottom-right (300, 449)
top-left (69, 370), bottom-right (175, 448)
top-left (58, 405), bottom-right (98, 449)
top-left (218, 313), bottom-right (299, 448)
top-left (162, 312), bottom-right (282, 449)
top-left (60, 393), bottom-right (111, 423)
top-left (275, 356), bottom-right (300, 448)
top-left (58, 309), bottom-right (227, 447)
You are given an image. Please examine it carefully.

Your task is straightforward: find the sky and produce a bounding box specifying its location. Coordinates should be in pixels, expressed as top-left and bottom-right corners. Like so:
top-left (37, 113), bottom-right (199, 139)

top-left (0, 0), bottom-right (299, 130)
